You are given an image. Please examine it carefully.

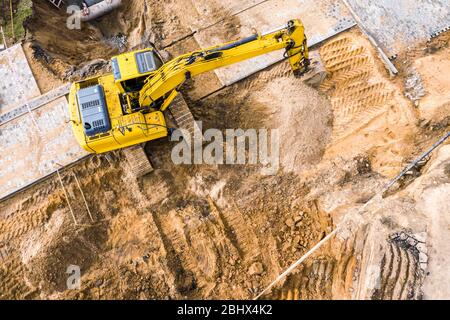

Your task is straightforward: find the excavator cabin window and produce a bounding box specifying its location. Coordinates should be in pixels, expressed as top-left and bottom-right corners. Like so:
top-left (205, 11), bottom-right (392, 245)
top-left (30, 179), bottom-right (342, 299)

top-left (111, 49), bottom-right (164, 95)
top-left (120, 76), bottom-right (149, 93)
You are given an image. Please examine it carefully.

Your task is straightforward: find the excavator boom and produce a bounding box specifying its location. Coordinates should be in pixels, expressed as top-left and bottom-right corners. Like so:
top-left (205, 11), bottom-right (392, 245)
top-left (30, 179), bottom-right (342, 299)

top-left (139, 19), bottom-right (308, 109)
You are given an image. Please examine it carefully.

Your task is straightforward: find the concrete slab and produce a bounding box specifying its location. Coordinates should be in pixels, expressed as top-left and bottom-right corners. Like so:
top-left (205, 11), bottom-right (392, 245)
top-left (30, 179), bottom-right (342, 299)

top-left (345, 0), bottom-right (450, 56)
top-left (0, 44), bottom-right (41, 115)
top-left (0, 96), bottom-right (88, 200)
top-left (189, 0), bottom-right (355, 86)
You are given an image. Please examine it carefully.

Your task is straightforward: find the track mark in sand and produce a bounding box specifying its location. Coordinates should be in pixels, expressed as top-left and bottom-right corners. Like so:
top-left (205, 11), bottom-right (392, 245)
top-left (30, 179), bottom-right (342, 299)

top-left (338, 236), bottom-right (358, 292)
top-left (374, 241), bottom-right (422, 300)
top-left (0, 205), bottom-right (53, 244)
top-left (320, 37), bottom-right (352, 59)
top-left (157, 209), bottom-right (221, 292)
top-left (219, 202), bottom-right (261, 263)
top-left (0, 255), bottom-right (31, 299)
top-left (392, 245), bottom-right (410, 299)
top-left (384, 244), bottom-right (402, 299)
top-left (319, 35), bottom-right (410, 151)
top-left (266, 257), bottom-right (335, 300)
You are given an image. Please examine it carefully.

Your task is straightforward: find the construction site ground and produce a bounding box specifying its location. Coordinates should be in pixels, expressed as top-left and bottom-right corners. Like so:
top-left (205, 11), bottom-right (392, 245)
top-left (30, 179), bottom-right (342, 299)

top-left (0, 0), bottom-right (449, 300)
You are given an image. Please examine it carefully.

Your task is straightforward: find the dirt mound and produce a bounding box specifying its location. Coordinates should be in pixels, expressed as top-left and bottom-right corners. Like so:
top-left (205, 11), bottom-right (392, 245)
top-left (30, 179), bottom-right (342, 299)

top-left (266, 77), bottom-right (332, 172)
top-left (194, 61), bottom-right (333, 174)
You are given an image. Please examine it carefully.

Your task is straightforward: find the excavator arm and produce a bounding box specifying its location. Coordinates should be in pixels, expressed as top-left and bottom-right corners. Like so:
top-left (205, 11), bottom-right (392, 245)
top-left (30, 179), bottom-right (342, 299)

top-left (139, 19), bottom-right (309, 110)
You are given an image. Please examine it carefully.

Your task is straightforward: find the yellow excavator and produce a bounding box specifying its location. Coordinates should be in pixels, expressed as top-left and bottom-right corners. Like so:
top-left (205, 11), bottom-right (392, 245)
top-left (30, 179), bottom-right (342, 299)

top-left (69, 19), bottom-right (309, 154)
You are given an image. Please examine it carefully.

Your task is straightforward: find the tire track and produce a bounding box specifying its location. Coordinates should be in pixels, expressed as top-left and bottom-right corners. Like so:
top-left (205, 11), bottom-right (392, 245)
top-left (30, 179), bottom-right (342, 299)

top-left (219, 205), bottom-right (261, 262)
top-left (375, 239), bottom-right (422, 300)
top-left (265, 257), bottom-right (336, 300)
top-left (319, 34), bottom-right (406, 146)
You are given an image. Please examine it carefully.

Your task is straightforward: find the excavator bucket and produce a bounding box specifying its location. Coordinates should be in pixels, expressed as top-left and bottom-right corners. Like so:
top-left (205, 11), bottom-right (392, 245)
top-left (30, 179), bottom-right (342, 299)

top-left (301, 51), bottom-right (328, 88)
top-left (283, 20), bottom-right (327, 87)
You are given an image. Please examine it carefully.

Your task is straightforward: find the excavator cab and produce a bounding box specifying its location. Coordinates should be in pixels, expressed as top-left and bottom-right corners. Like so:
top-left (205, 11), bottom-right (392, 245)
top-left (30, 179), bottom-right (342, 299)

top-left (69, 48), bottom-right (169, 154)
top-left (110, 48), bottom-right (164, 114)
top-left (111, 48), bottom-right (163, 91)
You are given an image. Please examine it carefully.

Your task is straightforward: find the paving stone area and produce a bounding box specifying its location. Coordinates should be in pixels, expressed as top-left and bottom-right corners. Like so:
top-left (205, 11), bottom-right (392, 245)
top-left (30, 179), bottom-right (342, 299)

top-left (346, 0), bottom-right (450, 56)
top-left (0, 96), bottom-right (88, 200)
top-left (0, 44), bottom-right (41, 116)
top-left (0, 45), bottom-right (87, 200)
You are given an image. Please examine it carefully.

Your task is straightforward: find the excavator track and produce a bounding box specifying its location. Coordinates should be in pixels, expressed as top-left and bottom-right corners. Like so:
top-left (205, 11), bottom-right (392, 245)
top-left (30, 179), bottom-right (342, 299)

top-left (123, 145), bottom-right (153, 178)
top-left (168, 94), bottom-right (203, 142)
